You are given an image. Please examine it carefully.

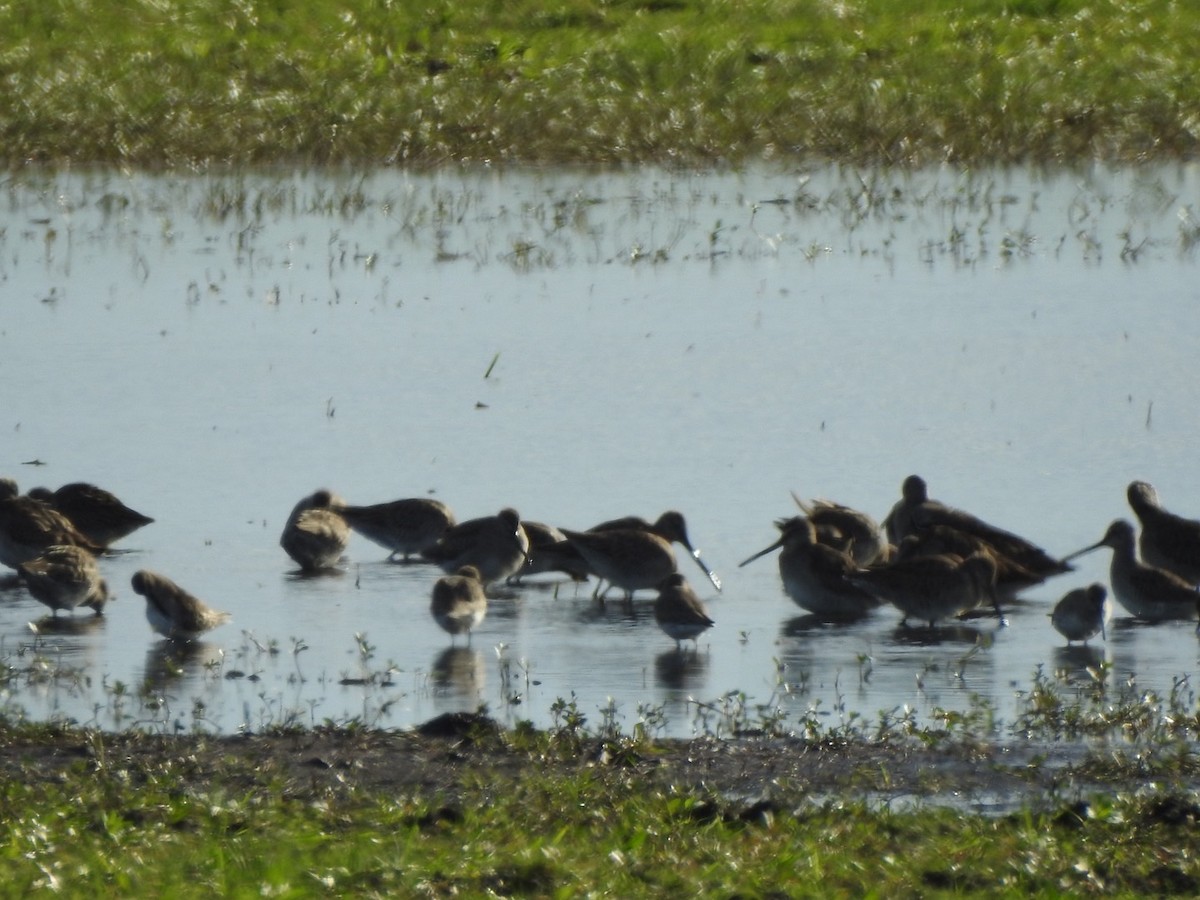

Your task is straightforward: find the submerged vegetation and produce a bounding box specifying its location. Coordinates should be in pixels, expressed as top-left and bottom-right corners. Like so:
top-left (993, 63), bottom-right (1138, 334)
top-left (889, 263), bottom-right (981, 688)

top-left (2, 0), bottom-right (1199, 167)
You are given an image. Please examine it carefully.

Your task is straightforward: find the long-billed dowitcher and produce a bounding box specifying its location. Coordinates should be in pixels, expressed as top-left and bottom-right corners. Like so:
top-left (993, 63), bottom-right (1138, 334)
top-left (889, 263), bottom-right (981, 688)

top-left (1050, 583), bottom-right (1110, 645)
top-left (27, 482), bottom-right (153, 548)
top-left (559, 527), bottom-right (677, 601)
top-left (587, 510), bottom-right (722, 592)
top-left (333, 496), bottom-right (455, 562)
top-left (421, 508), bottom-right (529, 584)
top-left (1064, 519), bottom-right (1198, 621)
top-left (896, 524), bottom-right (1044, 600)
top-left (883, 474), bottom-right (1069, 579)
top-left (850, 551), bottom-right (1000, 628)
top-left (793, 494), bottom-right (889, 566)
top-left (654, 572), bottom-right (715, 651)
top-left (509, 521), bottom-right (590, 584)
top-left (0, 490), bottom-right (103, 570)
top-left (430, 565), bottom-right (488, 645)
top-left (1127, 481), bottom-right (1200, 586)
top-left (16, 545), bottom-right (111, 616)
top-left (130, 570), bottom-right (232, 640)
top-left (280, 489), bottom-right (350, 572)
top-left (739, 516), bottom-right (881, 619)
top-left (883, 474), bottom-right (932, 545)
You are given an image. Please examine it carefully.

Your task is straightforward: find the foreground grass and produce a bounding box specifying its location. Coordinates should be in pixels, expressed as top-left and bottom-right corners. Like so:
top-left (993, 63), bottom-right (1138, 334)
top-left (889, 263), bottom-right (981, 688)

top-left (2, 658), bottom-right (1200, 894)
top-left (2, 0), bottom-right (1198, 167)
top-left (2, 699), bottom-right (1200, 897)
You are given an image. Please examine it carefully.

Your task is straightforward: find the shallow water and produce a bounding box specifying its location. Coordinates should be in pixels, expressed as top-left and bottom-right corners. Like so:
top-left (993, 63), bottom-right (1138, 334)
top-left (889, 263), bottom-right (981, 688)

top-left (1, 163), bottom-right (1198, 738)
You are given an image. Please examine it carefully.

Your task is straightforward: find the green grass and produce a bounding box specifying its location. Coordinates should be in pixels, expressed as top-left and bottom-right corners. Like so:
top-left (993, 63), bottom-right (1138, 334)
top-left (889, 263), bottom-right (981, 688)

top-left (1, 0), bottom-right (1197, 166)
top-left (4, 660), bottom-right (1200, 896)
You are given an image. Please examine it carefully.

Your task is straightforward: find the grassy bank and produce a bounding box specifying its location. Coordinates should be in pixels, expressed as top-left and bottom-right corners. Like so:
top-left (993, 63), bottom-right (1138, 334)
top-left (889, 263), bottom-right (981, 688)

top-left (3, 663), bottom-right (1200, 895)
top-left (1, 717), bottom-right (1199, 897)
top-left (2, 0), bottom-right (1198, 168)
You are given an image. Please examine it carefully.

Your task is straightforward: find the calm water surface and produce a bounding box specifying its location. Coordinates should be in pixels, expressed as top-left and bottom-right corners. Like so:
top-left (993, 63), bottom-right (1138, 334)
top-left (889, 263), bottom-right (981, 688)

top-left (1, 163), bottom-right (1198, 738)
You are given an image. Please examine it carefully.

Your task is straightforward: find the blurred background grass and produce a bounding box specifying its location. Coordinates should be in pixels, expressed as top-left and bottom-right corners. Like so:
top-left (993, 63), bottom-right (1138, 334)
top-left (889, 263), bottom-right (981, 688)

top-left (1, 0), bottom-right (1197, 166)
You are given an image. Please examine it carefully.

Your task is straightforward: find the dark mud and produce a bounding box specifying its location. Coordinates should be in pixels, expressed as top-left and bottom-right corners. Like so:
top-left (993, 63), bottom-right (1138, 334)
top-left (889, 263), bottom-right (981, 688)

top-left (0, 713), bottom-right (1181, 815)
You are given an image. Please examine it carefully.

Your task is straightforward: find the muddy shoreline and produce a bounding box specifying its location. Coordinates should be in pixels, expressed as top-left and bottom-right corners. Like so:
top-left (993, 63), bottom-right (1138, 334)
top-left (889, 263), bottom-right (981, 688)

top-left (2, 713), bottom-right (1185, 816)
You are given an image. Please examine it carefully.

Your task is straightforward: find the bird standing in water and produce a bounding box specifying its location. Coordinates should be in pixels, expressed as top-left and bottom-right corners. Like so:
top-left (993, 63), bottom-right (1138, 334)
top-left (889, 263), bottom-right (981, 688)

top-left (1064, 520), bottom-right (1198, 621)
top-left (653, 573), bottom-right (714, 651)
top-left (280, 489), bottom-right (350, 572)
top-left (430, 565), bottom-right (488, 645)
top-left (17, 544), bottom-right (111, 616)
top-left (1126, 481), bottom-right (1200, 586)
top-left (1050, 583), bottom-right (1110, 645)
top-left (130, 570), bottom-right (232, 640)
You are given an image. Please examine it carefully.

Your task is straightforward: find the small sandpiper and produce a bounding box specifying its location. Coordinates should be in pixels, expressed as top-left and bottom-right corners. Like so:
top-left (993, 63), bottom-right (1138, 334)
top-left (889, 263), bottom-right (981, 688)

top-left (17, 544), bottom-right (111, 617)
top-left (1127, 481), bottom-right (1200, 586)
top-left (280, 489), bottom-right (350, 572)
top-left (130, 570), bottom-right (232, 640)
top-left (653, 572), bottom-right (715, 651)
top-left (27, 482), bottom-right (153, 548)
top-left (421, 508), bottom-right (529, 584)
top-left (1050, 583), bottom-right (1110, 645)
top-left (334, 496), bottom-right (455, 562)
top-left (430, 565), bottom-right (488, 645)
top-left (1064, 519), bottom-right (1198, 621)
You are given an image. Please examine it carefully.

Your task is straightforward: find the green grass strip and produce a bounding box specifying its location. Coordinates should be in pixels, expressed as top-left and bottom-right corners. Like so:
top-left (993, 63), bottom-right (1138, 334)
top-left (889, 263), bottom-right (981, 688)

top-left (1, 0), bottom-right (1197, 166)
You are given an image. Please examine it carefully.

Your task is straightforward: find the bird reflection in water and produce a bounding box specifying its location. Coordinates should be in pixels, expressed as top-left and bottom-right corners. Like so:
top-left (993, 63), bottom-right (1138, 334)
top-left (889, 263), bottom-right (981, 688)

top-left (431, 646), bottom-right (485, 699)
top-left (143, 640), bottom-right (224, 690)
top-left (654, 648), bottom-right (710, 692)
top-left (28, 614), bottom-right (105, 638)
top-left (889, 622), bottom-right (996, 648)
top-left (1051, 643), bottom-right (1109, 678)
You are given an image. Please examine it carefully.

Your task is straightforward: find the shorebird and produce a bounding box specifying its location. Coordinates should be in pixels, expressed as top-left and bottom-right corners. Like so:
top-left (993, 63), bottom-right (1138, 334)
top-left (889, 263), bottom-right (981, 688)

top-left (793, 494), bottom-right (889, 567)
top-left (653, 572), bottom-right (714, 651)
top-left (421, 508), bottom-right (529, 584)
top-left (1064, 519), bottom-right (1198, 621)
top-left (16, 545), bottom-right (111, 616)
top-left (26, 482), bottom-right (153, 548)
top-left (739, 516), bottom-right (880, 619)
top-left (430, 565), bottom-right (488, 645)
top-left (850, 551), bottom-right (1000, 628)
top-left (1127, 481), bottom-right (1200, 586)
top-left (882, 474), bottom-right (931, 545)
top-left (559, 527), bottom-right (677, 601)
top-left (883, 474), bottom-right (1069, 579)
top-left (509, 521), bottom-right (590, 584)
top-left (586, 510), bottom-right (722, 593)
top-left (0, 490), bottom-right (104, 570)
top-left (333, 496), bottom-right (455, 562)
top-left (1050, 583), bottom-right (1110, 645)
top-left (896, 524), bottom-right (1045, 600)
top-left (280, 489), bottom-right (350, 572)
top-left (130, 570), bottom-right (232, 640)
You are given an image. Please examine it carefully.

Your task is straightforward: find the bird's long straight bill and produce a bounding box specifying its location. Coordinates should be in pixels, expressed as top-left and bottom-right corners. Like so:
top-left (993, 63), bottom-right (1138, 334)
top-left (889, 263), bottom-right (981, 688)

top-left (1062, 540), bottom-right (1105, 564)
top-left (738, 539), bottom-right (783, 568)
top-left (689, 549), bottom-right (722, 591)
